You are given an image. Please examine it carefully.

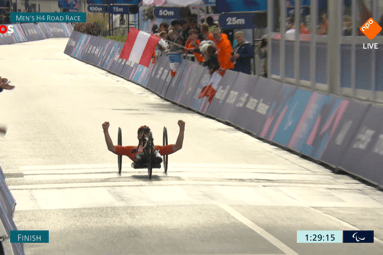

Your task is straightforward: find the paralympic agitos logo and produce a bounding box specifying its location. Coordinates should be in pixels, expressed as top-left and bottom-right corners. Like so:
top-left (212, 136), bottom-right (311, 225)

top-left (0, 25), bottom-right (14, 34)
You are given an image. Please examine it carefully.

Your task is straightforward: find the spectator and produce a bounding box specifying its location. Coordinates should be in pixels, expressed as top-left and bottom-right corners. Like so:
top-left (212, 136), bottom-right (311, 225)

top-left (255, 36), bottom-right (268, 78)
top-left (201, 18), bottom-right (205, 24)
top-left (0, 13), bottom-right (4, 24)
top-left (199, 23), bottom-right (214, 41)
top-left (159, 31), bottom-right (168, 40)
top-left (185, 29), bottom-right (204, 63)
top-left (212, 28), bottom-right (234, 70)
top-left (300, 22), bottom-right (310, 34)
top-left (285, 21), bottom-right (296, 40)
top-left (168, 30), bottom-right (176, 42)
top-left (173, 37), bottom-right (185, 53)
top-left (159, 22), bottom-right (169, 33)
top-left (152, 24), bottom-right (159, 34)
top-left (189, 19), bottom-right (199, 32)
top-left (318, 13), bottom-right (329, 35)
top-left (180, 19), bottom-right (190, 42)
top-left (206, 16), bottom-right (216, 32)
top-left (230, 31), bottom-right (254, 75)
top-left (342, 15), bottom-right (352, 36)
top-left (171, 20), bottom-right (180, 32)
top-left (204, 46), bottom-right (220, 74)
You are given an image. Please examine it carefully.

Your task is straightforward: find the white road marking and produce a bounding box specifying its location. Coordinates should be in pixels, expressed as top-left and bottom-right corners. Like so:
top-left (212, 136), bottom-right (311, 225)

top-left (216, 202), bottom-right (297, 255)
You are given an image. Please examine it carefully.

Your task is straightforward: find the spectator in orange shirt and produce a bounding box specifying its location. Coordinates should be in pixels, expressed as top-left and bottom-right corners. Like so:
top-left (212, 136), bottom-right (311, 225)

top-left (198, 23), bottom-right (214, 41)
top-left (185, 29), bottom-right (204, 63)
top-left (211, 28), bottom-right (234, 70)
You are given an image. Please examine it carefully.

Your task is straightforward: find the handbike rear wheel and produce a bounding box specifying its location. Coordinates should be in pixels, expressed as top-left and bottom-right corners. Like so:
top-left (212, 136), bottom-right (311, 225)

top-left (118, 127), bottom-right (122, 175)
top-left (147, 132), bottom-right (154, 179)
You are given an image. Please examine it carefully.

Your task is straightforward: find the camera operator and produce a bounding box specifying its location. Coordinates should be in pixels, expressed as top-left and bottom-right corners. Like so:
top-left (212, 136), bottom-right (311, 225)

top-left (256, 35), bottom-right (268, 78)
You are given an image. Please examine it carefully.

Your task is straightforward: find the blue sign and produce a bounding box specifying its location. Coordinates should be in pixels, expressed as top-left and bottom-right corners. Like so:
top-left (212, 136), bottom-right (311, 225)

top-left (87, 0), bottom-right (108, 4)
top-left (216, 0), bottom-right (267, 14)
top-left (108, 5), bottom-right (130, 14)
top-left (58, 0), bottom-right (79, 8)
top-left (219, 13), bottom-right (255, 29)
top-left (154, 7), bottom-right (181, 20)
top-left (108, 0), bottom-right (138, 3)
top-left (88, 5), bottom-right (106, 12)
top-left (10, 230), bottom-right (49, 243)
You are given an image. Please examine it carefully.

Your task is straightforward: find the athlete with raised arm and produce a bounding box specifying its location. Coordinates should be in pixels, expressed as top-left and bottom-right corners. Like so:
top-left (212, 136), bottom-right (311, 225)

top-left (102, 120), bottom-right (185, 165)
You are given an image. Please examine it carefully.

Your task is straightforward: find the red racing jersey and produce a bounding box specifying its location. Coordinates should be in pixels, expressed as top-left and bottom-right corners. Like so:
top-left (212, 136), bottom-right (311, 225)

top-left (115, 145), bottom-right (174, 162)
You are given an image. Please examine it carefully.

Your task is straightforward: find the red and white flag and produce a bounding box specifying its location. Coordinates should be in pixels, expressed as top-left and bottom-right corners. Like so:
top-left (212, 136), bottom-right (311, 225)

top-left (119, 28), bottom-right (161, 67)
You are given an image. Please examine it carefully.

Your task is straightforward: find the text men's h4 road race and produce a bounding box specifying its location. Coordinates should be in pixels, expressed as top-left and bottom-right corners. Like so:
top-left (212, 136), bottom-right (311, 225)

top-left (361, 18), bottom-right (382, 50)
top-left (0, 25), bottom-right (14, 34)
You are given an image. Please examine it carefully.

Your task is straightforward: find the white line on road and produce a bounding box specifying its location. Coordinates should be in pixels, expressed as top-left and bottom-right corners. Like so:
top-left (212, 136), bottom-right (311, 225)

top-left (216, 202), bottom-right (298, 255)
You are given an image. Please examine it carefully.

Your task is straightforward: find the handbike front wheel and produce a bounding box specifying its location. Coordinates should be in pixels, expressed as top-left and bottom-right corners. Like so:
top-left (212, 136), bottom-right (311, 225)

top-left (163, 127), bottom-right (168, 173)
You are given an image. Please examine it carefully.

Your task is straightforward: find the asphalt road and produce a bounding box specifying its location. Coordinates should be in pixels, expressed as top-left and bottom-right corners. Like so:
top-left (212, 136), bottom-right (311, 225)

top-left (1, 38), bottom-right (383, 255)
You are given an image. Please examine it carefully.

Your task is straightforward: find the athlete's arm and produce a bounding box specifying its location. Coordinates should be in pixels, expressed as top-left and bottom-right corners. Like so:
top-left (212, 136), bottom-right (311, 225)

top-left (102, 121), bottom-right (117, 154)
top-left (172, 120), bottom-right (185, 152)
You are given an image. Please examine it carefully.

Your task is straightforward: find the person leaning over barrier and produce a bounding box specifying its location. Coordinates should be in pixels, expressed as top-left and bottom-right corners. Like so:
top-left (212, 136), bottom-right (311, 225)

top-left (230, 31), bottom-right (254, 75)
top-left (212, 28), bottom-right (234, 70)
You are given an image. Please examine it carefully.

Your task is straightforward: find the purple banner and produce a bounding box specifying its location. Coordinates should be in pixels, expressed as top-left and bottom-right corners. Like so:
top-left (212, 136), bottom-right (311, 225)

top-left (259, 84), bottom-right (297, 139)
top-left (340, 105), bottom-right (383, 186)
top-left (178, 64), bottom-right (205, 107)
top-left (146, 55), bottom-right (169, 91)
top-left (108, 43), bottom-right (125, 75)
top-left (164, 61), bottom-right (190, 101)
top-left (73, 34), bottom-right (92, 59)
top-left (228, 75), bottom-right (259, 128)
top-left (287, 92), bottom-right (333, 152)
top-left (96, 40), bottom-right (115, 67)
top-left (245, 78), bottom-right (282, 135)
top-left (142, 61), bottom-right (155, 87)
top-left (172, 61), bottom-right (197, 102)
top-left (0, 179), bottom-right (16, 217)
top-left (81, 36), bottom-right (98, 63)
top-left (154, 58), bottom-right (171, 94)
top-left (319, 100), bottom-right (370, 166)
top-left (101, 42), bottom-right (120, 70)
top-left (21, 23), bottom-right (46, 41)
top-left (64, 30), bottom-right (78, 55)
top-left (89, 37), bottom-right (108, 66)
top-left (217, 72), bottom-right (253, 122)
top-left (205, 70), bottom-right (239, 119)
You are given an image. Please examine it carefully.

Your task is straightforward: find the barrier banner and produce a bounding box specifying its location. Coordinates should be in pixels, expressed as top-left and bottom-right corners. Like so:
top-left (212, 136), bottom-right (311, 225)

top-left (164, 60), bottom-right (191, 101)
top-left (141, 62), bottom-right (154, 87)
top-left (120, 58), bottom-right (136, 80)
top-left (271, 89), bottom-right (314, 147)
top-left (205, 70), bottom-right (239, 119)
top-left (81, 36), bottom-right (98, 63)
top-left (108, 43), bottom-right (125, 75)
top-left (198, 71), bottom-right (224, 114)
top-left (0, 166), bottom-right (4, 180)
top-left (340, 105), bottom-right (383, 186)
top-left (189, 71), bottom-right (217, 112)
top-left (154, 58), bottom-right (171, 94)
top-left (228, 75), bottom-right (260, 128)
top-left (173, 62), bottom-right (198, 102)
top-left (64, 30), bottom-right (78, 55)
top-left (136, 64), bottom-right (151, 85)
top-left (177, 64), bottom-right (205, 107)
top-left (12, 24), bottom-right (28, 43)
top-left (0, 201), bottom-right (18, 238)
top-left (168, 53), bottom-right (182, 77)
top-left (21, 23), bottom-right (46, 41)
top-left (96, 40), bottom-right (116, 67)
top-left (129, 63), bottom-right (140, 81)
top-left (73, 34), bottom-right (91, 59)
top-left (69, 32), bottom-right (88, 58)
top-left (160, 61), bottom-right (182, 97)
top-left (300, 97), bottom-right (351, 160)
top-left (0, 24), bottom-right (28, 45)
top-left (287, 92), bottom-right (333, 152)
top-left (245, 78), bottom-right (282, 135)
top-left (146, 55), bottom-right (168, 91)
top-left (259, 84), bottom-right (297, 139)
top-left (319, 100), bottom-right (370, 166)
top-left (49, 23), bottom-right (72, 37)
top-left (89, 37), bottom-right (108, 66)
top-left (101, 42), bottom-right (121, 70)
top-left (0, 179), bottom-right (16, 217)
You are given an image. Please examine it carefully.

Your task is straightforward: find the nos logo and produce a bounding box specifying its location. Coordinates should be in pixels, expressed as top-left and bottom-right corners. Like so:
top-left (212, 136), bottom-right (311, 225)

top-left (0, 25), bottom-right (15, 34)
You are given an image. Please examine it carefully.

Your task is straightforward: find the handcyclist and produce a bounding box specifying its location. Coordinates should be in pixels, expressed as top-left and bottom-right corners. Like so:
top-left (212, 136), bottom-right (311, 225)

top-left (102, 120), bottom-right (185, 165)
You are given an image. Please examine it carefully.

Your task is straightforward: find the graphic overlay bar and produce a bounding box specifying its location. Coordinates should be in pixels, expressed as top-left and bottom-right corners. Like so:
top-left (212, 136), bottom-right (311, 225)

top-left (297, 231), bottom-right (343, 243)
top-left (343, 230), bottom-right (374, 243)
top-left (11, 13), bottom-right (86, 23)
top-left (10, 230), bottom-right (49, 243)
